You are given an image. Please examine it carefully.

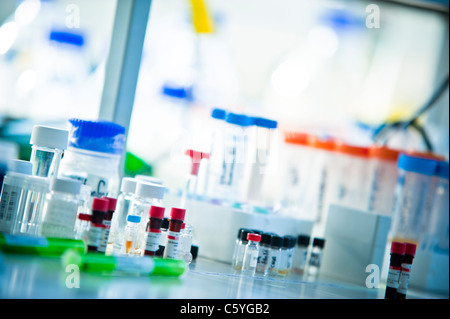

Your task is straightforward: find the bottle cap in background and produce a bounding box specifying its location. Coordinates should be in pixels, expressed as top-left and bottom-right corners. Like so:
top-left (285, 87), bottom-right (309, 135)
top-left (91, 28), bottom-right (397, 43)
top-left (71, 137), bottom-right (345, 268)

top-left (170, 207), bottom-right (186, 221)
top-left (9, 159), bottom-right (33, 175)
top-left (135, 181), bottom-right (166, 200)
top-left (284, 131), bottom-right (310, 146)
top-left (260, 232), bottom-right (272, 245)
top-left (240, 229), bottom-right (252, 242)
top-left (67, 118), bottom-right (125, 155)
top-left (252, 117), bottom-right (278, 129)
top-left (120, 177), bottom-right (137, 194)
top-left (336, 142), bottom-right (370, 158)
top-left (135, 175), bottom-right (163, 185)
top-left (436, 161), bottom-right (449, 180)
top-left (270, 235), bottom-right (283, 248)
top-left (308, 135), bottom-right (336, 152)
top-left (92, 197), bottom-right (109, 212)
top-left (247, 233), bottom-right (262, 242)
top-left (211, 108), bottom-right (227, 120)
top-left (312, 238), bottom-right (326, 248)
top-left (297, 234), bottom-right (311, 247)
top-left (370, 145), bottom-right (402, 162)
top-left (390, 241), bottom-right (406, 255)
top-left (405, 243), bottom-right (417, 257)
top-left (225, 113), bottom-right (253, 127)
top-left (149, 205), bottom-right (165, 219)
top-left (30, 125), bottom-right (69, 150)
top-left (50, 177), bottom-right (81, 195)
top-left (102, 196), bottom-right (117, 212)
top-left (398, 154), bottom-right (437, 176)
top-left (126, 215), bottom-right (141, 223)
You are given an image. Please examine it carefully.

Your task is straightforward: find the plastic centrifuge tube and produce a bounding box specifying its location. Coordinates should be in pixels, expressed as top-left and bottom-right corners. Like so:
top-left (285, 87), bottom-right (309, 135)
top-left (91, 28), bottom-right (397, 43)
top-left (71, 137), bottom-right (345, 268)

top-left (29, 125), bottom-right (69, 178)
top-left (163, 207), bottom-right (186, 259)
top-left (0, 233), bottom-right (86, 256)
top-left (242, 233), bottom-right (261, 276)
top-left (143, 205), bottom-right (165, 256)
top-left (123, 215), bottom-right (141, 256)
top-left (62, 250), bottom-right (186, 277)
top-left (87, 198), bottom-right (108, 252)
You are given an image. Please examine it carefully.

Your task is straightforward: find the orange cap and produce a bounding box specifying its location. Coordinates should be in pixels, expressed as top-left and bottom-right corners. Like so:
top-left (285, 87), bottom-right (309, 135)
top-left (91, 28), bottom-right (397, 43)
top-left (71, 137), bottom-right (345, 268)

top-left (308, 135), bottom-right (337, 152)
top-left (406, 150), bottom-right (446, 162)
top-left (370, 145), bottom-right (402, 162)
top-left (336, 142), bottom-right (370, 158)
top-left (284, 131), bottom-right (310, 146)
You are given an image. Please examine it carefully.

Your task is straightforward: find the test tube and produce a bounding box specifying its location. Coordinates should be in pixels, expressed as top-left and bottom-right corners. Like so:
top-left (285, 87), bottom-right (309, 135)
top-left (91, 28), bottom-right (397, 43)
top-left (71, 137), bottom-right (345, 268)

top-left (266, 234), bottom-right (283, 277)
top-left (143, 205), bottom-right (165, 256)
top-left (29, 125), bottom-right (68, 178)
top-left (242, 233), bottom-right (261, 276)
top-left (123, 215), bottom-right (141, 255)
top-left (246, 117), bottom-right (277, 203)
top-left (255, 232), bottom-right (272, 275)
top-left (163, 207), bottom-right (186, 259)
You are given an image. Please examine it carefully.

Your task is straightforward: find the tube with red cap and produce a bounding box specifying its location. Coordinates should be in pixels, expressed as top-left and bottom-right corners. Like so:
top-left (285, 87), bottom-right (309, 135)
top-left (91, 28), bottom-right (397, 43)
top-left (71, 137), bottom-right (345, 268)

top-left (144, 205), bottom-right (165, 256)
top-left (163, 207), bottom-right (186, 259)
top-left (87, 198), bottom-right (108, 252)
top-left (181, 150), bottom-right (210, 207)
top-left (396, 243), bottom-right (417, 299)
top-left (385, 241), bottom-right (406, 299)
top-left (97, 196), bottom-right (117, 254)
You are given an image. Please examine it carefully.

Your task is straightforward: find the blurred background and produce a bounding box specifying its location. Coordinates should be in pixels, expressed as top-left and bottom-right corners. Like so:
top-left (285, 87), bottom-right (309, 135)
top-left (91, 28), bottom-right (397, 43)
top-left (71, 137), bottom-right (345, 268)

top-left (0, 0), bottom-right (448, 190)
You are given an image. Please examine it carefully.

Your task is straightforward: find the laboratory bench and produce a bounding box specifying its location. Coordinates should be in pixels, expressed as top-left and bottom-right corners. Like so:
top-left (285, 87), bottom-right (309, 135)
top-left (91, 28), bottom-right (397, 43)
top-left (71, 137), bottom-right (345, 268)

top-left (0, 253), bottom-right (445, 300)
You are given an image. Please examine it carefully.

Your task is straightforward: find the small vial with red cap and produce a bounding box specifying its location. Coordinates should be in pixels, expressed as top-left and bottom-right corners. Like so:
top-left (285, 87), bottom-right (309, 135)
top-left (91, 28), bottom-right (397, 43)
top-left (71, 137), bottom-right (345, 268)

top-left (87, 198), bottom-right (109, 252)
top-left (396, 243), bottom-right (417, 299)
top-left (163, 207), bottom-right (186, 259)
top-left (144, 205), bottom-right (165, 256)
top-left (97, 196), bottom-right (117, 254)
top-left (385, 241), bottom-right (406, 299)
top-left (242, 233), bottom-right (262, 276)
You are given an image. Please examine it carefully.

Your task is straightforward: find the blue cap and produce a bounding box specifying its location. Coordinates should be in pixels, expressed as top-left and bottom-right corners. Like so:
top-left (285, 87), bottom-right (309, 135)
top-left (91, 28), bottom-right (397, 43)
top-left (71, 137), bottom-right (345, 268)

top-left (253, 117), bottom-right (277, 129)
top-left (49, 30), bottom-right (84, 47)
top-left (436, 162), bottom-right (449, 180)
top-left (162, 85), bottom-right (192, 100)
top-left (127, 215), bottom-right (141, 223)
top-left (211, 108), bottom-right (227, 120)
top-left (225, 113), bottom-right (253, 127)
top-left (68, 118), bottom-right (126, 155)
top-left (398, 154), bottom-right (437, 176)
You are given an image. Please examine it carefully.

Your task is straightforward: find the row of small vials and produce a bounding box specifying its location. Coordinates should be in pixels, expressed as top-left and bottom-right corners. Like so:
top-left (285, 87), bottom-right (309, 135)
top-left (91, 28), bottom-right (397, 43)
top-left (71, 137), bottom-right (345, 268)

top-left (232, 228), bottom-right (326, 278)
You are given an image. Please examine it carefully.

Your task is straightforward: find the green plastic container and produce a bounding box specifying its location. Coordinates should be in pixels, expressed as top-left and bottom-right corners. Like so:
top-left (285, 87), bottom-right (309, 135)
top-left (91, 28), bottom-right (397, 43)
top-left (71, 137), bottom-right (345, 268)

top-left (62, 250), bottom-right (186, 277)
top-left (0, 233), bottom-right (86, 256)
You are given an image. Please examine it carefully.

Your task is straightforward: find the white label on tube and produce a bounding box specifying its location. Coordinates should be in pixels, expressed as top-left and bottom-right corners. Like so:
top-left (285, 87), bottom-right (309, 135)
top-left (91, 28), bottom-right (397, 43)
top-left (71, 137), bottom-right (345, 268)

top-left (97, 221), bottom-right (111, 253)
top-left (386, 267), bottom-right (401, 289)
top-left (145, 231), bottom-right (161, 253)
top-left (87, 226), bottom-right (103, 248)
top-left (3, 234), bottom-right (48, 247)
top-left (309, 252), bottom-right (322, 268)
top-left (249, 250), bottom-right (258, 268)
top-left (164, 231), bottom-right (180, 259)
top-left (115, 256), bottom-right (155, 273)
top-left (397, 264), bottom-right (412, 294)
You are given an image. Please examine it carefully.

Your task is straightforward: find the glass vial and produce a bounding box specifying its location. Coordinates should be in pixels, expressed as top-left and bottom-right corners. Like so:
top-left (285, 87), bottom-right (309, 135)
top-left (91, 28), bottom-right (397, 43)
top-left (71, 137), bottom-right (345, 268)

top-left (292, 234), bottom-right (310, 275)
top-left (307, 238), bottom-right (326, 276)
top-left (266, 234), bottom-right (283, 277)
top-left (242, 233), bottom-right (261, 276)
top-left (97, 196), bottom-right (117, 254)
top-left (255, 232), bottom-right (272, 276)
top-left (233, 229), bottom-right (251, 272)
top-left (87, 198), bottom-right (108, 252)
top-left (123, 214), bottom-right (141, 256)
top-left (144, 205), bottom-right (165, 256)
top-left (163, 207), bottom-right (186, 259)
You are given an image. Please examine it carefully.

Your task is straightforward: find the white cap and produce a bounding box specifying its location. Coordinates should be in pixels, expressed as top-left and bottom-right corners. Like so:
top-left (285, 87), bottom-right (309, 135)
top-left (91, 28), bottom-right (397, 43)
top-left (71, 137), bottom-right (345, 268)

top-left (135, 175), bottom-right (163, 185)
top-left (120, 177), bottom-right (137, 194)
top-left (30, 125), bottom-right (69, 150)
top-left (135, 181), bottom-right (165, 200)
top-left (50, 177), bottom-right (82, 195)
top-left (9, 160), bottom-right (33, 175)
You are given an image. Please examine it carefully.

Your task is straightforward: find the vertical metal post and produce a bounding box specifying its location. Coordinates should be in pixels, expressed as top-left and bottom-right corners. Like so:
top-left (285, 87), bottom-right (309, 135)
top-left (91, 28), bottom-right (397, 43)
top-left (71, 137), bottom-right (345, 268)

top-left (98, 0), bottom-right (152, 138)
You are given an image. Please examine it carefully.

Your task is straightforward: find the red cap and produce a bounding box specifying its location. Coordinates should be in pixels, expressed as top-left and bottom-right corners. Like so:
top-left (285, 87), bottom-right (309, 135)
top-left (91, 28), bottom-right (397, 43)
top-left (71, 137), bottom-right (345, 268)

top-left (185, 149), bottom-right (210, 176)
top-left (92, 198), bottom-right (109, 212)
top-left (102, 196), bottom-right (117, 211)
top-left (78, 213), bottom-right (91, 221)
top-left (405, 243), bottom-right (417, 257)
top-left (149, 205), bottom-right (165, 219)
top-left (247, 233), bottom-right (261, 242)
top-left (336, 142), bottom-right (370, 158)
top-left (170, 207), bottom-right (186, 221)
top-left (390, 241), bottom-right (406, 255)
